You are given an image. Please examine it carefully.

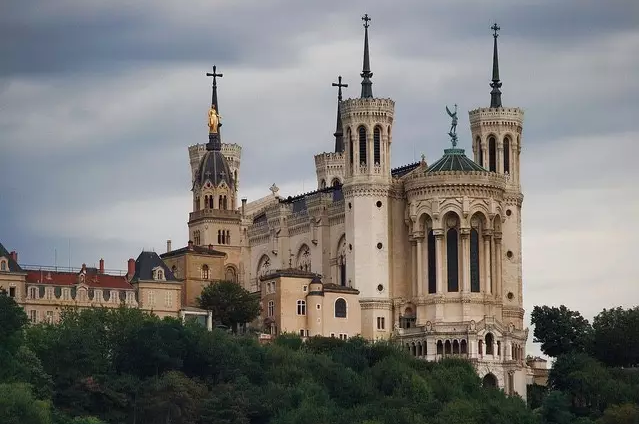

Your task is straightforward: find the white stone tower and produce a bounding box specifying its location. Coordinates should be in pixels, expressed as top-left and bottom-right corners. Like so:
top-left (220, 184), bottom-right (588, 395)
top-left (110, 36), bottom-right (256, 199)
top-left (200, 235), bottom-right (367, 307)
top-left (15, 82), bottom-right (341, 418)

top-left (342, 14), bottom-right (395, 340)
top-left (469, 24), bottom-right (525, 331)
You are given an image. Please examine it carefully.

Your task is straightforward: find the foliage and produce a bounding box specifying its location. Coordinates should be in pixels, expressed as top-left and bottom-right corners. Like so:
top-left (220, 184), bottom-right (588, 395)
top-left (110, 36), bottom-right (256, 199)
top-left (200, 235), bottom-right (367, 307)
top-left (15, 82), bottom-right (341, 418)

top-left (530, 305), bottom-right (593, 358)
top-left (197, 280), bottom-right (261, 333)
top-left (591, 307), bottom-right (639, 368)
top-left (0, 383), bottom-right (51, 424)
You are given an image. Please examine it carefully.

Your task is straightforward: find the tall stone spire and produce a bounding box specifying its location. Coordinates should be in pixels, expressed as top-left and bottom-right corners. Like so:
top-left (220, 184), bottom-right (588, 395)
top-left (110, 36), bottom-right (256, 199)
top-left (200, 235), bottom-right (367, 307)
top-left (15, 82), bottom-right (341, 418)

top-left (489, 23), bottom-right (502, 108)
top-left (332, 76), bottom-right (348, 153)
top-left (360, 14), bottom-right (374, 99)
top-left (205, 65), bottom-right (224, 151)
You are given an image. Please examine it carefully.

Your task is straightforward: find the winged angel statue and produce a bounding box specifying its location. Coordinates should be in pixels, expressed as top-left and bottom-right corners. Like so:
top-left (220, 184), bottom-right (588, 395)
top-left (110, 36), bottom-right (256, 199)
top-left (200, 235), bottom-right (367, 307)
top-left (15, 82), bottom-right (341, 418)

top-left (446, 104), bottom-right (458, 147)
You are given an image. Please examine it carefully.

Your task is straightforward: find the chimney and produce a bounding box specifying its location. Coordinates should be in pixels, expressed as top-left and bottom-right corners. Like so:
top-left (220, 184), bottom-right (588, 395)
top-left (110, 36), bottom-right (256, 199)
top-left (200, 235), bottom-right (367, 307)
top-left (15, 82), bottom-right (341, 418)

top-left (187, 240), bottom-right (194, 250)
top-left (127, 258), bottom-right (135, 277)
top-left (241, 198), bottom-right (247, 215)
top-left (166, 239), bottom-right (172, 253)
top-left (99, 258), bottom-right (104, 274)
top-left (9, 251), bottom-right (17, 263)
top-left (81, 263), bottom-right (87, 272)
top-left (208, 244), bottom-right (213, 251)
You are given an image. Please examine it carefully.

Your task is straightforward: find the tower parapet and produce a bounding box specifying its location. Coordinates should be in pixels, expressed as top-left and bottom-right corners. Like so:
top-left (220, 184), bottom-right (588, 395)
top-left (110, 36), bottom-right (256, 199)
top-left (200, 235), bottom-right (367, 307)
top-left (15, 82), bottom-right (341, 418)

top-left (314, 152), bottom-right (345, 189)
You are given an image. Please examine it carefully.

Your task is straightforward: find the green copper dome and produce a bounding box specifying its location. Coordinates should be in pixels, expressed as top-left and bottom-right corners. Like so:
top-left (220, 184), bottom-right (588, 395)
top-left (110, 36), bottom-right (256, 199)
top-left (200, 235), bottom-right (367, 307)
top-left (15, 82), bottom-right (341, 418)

top-left (427, 148), bottom-right (486, 173)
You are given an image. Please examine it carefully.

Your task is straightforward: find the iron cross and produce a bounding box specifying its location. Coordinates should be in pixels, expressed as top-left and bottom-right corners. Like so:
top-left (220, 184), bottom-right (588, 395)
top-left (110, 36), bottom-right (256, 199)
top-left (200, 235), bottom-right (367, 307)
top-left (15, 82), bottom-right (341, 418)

top-left (362, 14), bottom-right (371, 28)
top-left (206, 65), bottom-right (223, 87)
top-left (491, 22), bottom-right (500, 38)
top-left (332, 76), bottom-right (348, 101)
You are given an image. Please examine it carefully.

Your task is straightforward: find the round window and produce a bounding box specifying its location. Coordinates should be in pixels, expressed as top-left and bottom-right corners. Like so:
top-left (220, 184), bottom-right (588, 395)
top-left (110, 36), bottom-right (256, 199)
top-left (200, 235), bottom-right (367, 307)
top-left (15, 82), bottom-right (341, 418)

top-left (376, 201), bottom-right (382, 208)
top-left (377, 242), bottom-right (383, 249)
top-left (348, 202), bottom-right (352, 209)
top-left (507, 292), bottom-right (514, 300)
top-left (506, 209), bottom-right (512, 217)
top-left (506, 250), bottom-right (513, 259)
top-left (377, 284), bottom-right (384, 292)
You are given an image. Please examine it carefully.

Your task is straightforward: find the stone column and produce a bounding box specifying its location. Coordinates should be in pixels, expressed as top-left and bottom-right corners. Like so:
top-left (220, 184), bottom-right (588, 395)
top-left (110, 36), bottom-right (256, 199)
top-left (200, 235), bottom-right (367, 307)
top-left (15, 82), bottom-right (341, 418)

top-left (460, 228), bottom-right (470, 292)
top-left (494, 233), bottom-right (503, 298)
top-left (483, 231), bottom-right (492, 295)
top-left (411, 240), bottom-right (417, 297)
top-left (482, 146), bottom-right (488, 168)
top-left (434, 230), bottom-right (444, 294)
top-left (416, 235), bottom-right (424, 297)
top-left (497, 140), bottom-right (504, 174)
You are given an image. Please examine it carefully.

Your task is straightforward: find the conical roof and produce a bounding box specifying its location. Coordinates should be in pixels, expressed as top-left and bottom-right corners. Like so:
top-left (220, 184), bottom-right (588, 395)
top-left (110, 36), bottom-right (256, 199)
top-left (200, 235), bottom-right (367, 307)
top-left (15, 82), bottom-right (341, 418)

top-left (427, 148), bottom-right (486, 173)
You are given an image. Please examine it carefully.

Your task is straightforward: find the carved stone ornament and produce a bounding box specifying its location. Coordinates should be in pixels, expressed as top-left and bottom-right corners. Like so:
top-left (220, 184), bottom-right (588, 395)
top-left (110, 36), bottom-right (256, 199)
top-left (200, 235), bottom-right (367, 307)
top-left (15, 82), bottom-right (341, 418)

top-left (447, 216), bottom-right (457, 228)
top-left (508, 322), bottom-right (515, 333)
top-left (469, 320), bottom-right (476, 331)
top-left (425, 321), bottom-right (432, 331)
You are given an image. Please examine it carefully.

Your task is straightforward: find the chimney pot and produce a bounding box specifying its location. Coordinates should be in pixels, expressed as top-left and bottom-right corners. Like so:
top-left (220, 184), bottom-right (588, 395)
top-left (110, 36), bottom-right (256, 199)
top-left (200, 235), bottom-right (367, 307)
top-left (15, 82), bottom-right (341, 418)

top-left (187, 240), bottom-right (194, 250)
top-left (81, 263), bottom-right (86, 271)
top-left (241, 198), bottom-right (247, 215)
top-left (99, 258), bottom-right (105, 274)
top-left (9, 251), bottom-right (17, 263)
top-left (166, 239), bottom-right (172, 253)
top-left (127, 258), bottom-right (135, 277)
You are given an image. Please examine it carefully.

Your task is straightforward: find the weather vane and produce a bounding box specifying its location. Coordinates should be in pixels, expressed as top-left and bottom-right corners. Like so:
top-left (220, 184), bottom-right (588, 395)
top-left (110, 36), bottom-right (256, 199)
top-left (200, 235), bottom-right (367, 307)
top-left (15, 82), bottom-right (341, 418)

top-left (446, 104), bottom-right (458, 147)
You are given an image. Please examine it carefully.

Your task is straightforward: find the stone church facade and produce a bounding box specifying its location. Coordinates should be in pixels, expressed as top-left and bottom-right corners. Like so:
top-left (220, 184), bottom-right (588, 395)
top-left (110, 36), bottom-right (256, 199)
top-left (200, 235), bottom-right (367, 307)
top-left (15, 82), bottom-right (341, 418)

top-left (184, 18), bottom-right (529, 397)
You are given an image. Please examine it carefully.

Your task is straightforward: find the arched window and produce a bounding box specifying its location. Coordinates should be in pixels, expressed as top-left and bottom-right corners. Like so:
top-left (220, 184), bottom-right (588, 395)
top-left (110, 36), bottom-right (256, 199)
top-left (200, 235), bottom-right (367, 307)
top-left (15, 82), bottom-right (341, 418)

top-left (504, 136), bottom-right (511, 174)
top-left (337, 236), bottom-right (346, 286)
top-left (201, 264), bottom-right (209, 280)
top-left (331, 178), bottom-right (340, 187)
top-left (217, 230), bottom-right (221, 244)
top-left (225, 266), bottom-right (237, 283)
top-left (219, 195), bottom-right (223, 209)
top-left (427, 229), bottom-right (436, 293)
top-left (447, 227), bottom-right (459, 292)
top-left (373, 126), bottom-right (381, 165)
top-left (194, 231), bottom-right (201, 246)
top-left (209, 196), bottom-right (214, 209)
top-left (477, 136), bottom-right (483, 166)
top-left (460, 339), bottom-right (468, 354)
top-left (486, 333), bottom-right (494, 355)
top-left (171, 265), bottom-right (178, 278)
top-left (437, 340), bottom-right (444, 355)
top-left (358, 126), bottom-right (367, 165)
top-left (195, 196), bottom-right (200, 211)
top-left (296, 245), bottom-right (311, 272)
top-left (0, 261), bottom-right (6, 271)
top-left (488, 136), bottom-right (497, 172)
top-left (479, 339), bottom-right (484, 355)
top-left (258, 255), bottom-right (271, 278)
top-left (453, 340), bottom-right (460, 354)
top-left (334, 298), bottom-right (347, 318)
top-left (348, 128), bottom-right (353, 170)
top-left (470, 228), bottom-right (480, 292)
top-left (444, 340), bottom-right (452, 355)
top-left (296, 300), bottom-right (306, 316)
top-left (320, 179), bottom-right (326, 189)
top-left (267, 300), bottom-right (274, 317)
top-left (226, 230), bottom-right (230, 245)
top-left (204, 195), bottom-right (209, 209)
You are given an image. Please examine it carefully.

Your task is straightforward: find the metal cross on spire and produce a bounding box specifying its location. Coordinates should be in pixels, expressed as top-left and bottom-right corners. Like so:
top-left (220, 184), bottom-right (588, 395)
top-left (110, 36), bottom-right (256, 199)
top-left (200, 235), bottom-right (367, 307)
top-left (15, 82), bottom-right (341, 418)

top-left (332, 75), bottom-right (348, 101)
top-left (206, 65), bottom-right (223, 109)
top-left (491, 22), bottom-right (500, 38)
top-left (362, 13), bottom-right (371, 28)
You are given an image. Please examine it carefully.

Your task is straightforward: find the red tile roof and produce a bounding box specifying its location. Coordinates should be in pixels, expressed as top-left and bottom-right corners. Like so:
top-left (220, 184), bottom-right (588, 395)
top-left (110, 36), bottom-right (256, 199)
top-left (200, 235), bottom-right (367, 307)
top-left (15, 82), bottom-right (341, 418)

top-left (26, 270), bottom-right (133, 290)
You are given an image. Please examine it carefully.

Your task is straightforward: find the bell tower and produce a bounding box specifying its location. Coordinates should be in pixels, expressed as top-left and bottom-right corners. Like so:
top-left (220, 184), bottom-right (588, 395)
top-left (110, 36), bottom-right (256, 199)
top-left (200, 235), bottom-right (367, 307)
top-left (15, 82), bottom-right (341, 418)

top-left (342, 14), bottom-right (395, 340)
top-left (469, 24), bottom-right (525, 329)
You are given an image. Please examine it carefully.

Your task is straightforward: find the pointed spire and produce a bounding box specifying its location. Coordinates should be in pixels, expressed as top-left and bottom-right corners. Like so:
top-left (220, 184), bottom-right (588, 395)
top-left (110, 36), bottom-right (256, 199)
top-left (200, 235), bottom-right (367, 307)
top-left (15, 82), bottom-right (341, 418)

top-left (205, 66), bottom-right (224, 151)
top-left (332, 76), bottom-right (348, 153)
top-left (489, 23), bottom-right (502, 108)
top-left (360, 14), bottom-right (374, 98)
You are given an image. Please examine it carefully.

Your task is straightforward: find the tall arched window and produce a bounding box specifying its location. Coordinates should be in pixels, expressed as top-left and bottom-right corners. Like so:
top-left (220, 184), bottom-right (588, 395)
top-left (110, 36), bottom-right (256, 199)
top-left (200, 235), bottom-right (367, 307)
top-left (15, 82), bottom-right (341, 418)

top-left (209, 196), bottom-right (214, 209)
top-left (348, 128), bottom-right (353, 170)
top-left (331, 178), bottom-right (340, 187)
top-left (223, 195), bottom-right (228, 210)
top-left (477, 137), bottom-right (483, 166)
top-left (320, 179), bottom-right (326, 189)
top-left (219, 195), bottom-right (223, 209)
top-left (504, 136), bottom-right (511, 174)
top-left (486, 333), bottom-right (495, 355)
top-left (427, 229), bottom-right (437, 294)
top-left (201, 264), bottom-right (210, 280)
top-left (334, 298), bottom-right (347, 318)
top-left (373, 126), bottom-right (381, 165)
top-left (204, 195), bottom-right (209, 209)
top-left (488, 136), bottom-right (497, 172)
top-left (447, 228), bottom-right (459, 292)
top-left (217, 230), bottom-right (221, 244)
top-left (337, 236), bottom-right (346, 286)
top-left (225, 266), bottom-right (237, 282)
top-left (226, 230), bottom-right (230, 245)
top-left (358, 126), bottom-right (367, 165)
top-left (470, 228), bottom-right (481, 292)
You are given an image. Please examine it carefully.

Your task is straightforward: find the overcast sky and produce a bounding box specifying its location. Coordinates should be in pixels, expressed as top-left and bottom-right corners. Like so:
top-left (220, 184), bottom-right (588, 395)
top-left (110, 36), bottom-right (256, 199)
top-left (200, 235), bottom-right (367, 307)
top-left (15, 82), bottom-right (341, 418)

top-left (1, 0), bottom-right (637, 353)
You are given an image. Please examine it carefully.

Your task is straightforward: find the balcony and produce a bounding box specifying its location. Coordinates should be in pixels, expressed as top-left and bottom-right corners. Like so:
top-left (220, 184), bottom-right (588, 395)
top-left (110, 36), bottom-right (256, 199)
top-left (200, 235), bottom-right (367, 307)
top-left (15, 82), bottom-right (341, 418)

top-left (189, 208), bottom-right (241, 221)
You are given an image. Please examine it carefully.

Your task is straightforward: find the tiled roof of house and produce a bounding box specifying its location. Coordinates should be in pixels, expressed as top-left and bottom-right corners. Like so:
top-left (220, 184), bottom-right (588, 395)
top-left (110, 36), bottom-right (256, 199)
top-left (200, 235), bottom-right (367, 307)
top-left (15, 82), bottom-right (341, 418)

top-left (25, 269), bottom-right (133, 289)
top-left (0, 242), bottom-right (24, 273)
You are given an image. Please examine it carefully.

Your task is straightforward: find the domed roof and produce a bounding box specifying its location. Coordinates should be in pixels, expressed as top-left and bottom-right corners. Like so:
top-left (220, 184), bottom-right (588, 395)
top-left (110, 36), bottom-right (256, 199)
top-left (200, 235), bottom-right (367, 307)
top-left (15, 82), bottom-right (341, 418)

top-left (194, 150), bottom-right (234, 190)
top-left (427, 148), bottom-right (486, 173)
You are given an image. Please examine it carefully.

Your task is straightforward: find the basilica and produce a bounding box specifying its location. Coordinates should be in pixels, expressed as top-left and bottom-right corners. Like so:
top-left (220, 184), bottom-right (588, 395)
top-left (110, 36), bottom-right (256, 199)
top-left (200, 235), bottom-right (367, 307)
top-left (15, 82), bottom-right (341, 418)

top-left (184, 16), bottom-right (528, 395)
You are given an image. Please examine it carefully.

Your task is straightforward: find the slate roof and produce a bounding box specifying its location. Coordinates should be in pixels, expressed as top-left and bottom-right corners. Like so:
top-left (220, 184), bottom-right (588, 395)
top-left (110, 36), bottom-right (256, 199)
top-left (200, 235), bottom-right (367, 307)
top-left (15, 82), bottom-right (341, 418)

top-left (160, 245), bottom-right (226, 259)
top-left (260, 268), bottom-right (317, 281)
top-left (427, 148), bottom-right (487, 173)
top-left (0, 242), bottom-right (23, 273)
top-left (278, 185), bottom-right (344, 215)
top-left (25, 269), bottom-right (133, 289)
top-left (391, 162), bottom-right (421, 178)
top-left (130, 251), bottom-right (177, 282)
top-left (193, 150), bottom-right (235, 190)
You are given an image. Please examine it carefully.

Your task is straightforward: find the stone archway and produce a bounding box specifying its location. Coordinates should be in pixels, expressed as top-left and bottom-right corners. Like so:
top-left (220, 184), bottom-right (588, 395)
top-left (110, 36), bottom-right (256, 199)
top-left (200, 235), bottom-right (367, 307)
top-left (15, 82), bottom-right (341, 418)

top-left (482, 373), bottom-right (498, 389)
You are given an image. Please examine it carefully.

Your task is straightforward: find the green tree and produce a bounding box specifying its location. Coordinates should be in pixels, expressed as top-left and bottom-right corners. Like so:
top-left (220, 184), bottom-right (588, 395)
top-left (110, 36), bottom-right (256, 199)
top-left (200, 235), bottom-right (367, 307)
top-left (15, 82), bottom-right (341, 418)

top-left (597, 403), bottom-right (639, 424)
top-left (591, 307), bottom-right (639, 367)
top-left (136, 371), bottom-right (207, 424)
top-left (198, 281), bottom-right (260, 333)
top-left (0, 290), bottom-right (28, 356)
top-left (531, 305), bottom-right (593, 357)
top-left (0, 383), bottom-right (51, 424)
top-left (538, 390), bottom-right (574, 424)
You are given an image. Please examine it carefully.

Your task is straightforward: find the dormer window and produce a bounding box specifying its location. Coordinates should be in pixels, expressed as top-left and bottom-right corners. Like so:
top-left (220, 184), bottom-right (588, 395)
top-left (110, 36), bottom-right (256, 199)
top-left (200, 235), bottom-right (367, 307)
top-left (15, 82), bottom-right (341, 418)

top-left (152, 267), bottom-right (166, 281)
top-left (0, 259), bottom-right (7, 271)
